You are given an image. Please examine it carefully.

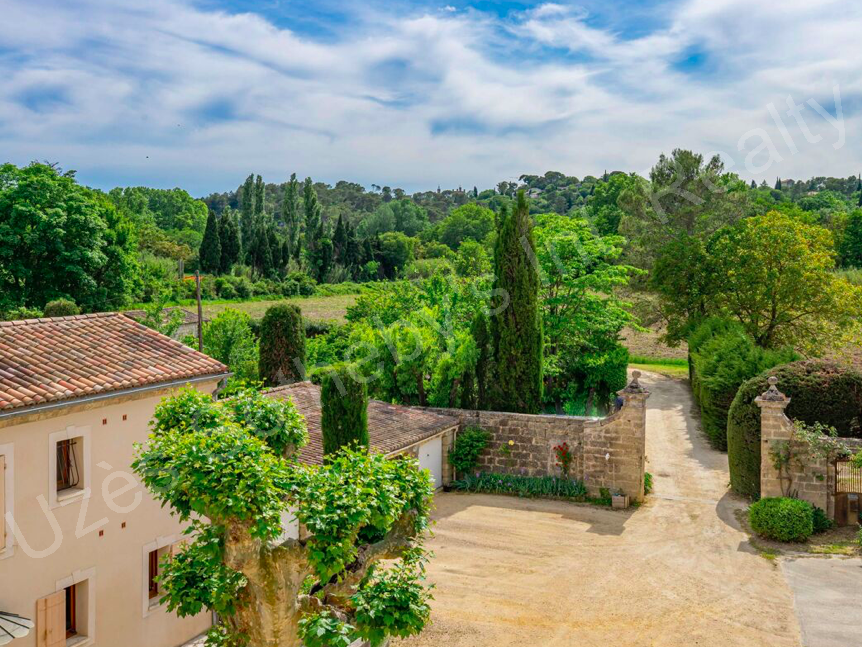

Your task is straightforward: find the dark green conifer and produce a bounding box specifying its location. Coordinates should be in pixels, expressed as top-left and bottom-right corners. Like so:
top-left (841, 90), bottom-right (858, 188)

top-left (218, 208), bottom-right (241, 273)
top-left (259, 303), bottom-right (305, 386)
top-left (198, 210), bottom-right (221, 273)
top-left (321, 363), bottom-right (369, 457)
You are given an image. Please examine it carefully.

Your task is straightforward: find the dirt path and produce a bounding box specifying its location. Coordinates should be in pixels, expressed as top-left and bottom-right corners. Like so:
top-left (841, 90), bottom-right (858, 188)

top-left (398, 371), bottom-right (801, 647)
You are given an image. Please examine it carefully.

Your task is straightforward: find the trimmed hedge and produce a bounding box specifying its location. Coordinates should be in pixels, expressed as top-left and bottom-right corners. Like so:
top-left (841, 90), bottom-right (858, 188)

top-left (727, 360), bottom-right (862, 499)
top-left (688, 319), bottom-right (796, 450)
top-left (43, 298), bottom-right (80, 317)
top-left (320, 363), bottom-right (369, 457)
top-left (258, 303), bottom-right (306, 386)
top-left (452, 472), bottom-right (588, 500)
top-left (749, 497), bottom-right (814, 542)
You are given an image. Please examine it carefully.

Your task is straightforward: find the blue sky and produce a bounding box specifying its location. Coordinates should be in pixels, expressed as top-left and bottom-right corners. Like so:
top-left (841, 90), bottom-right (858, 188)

top-left (0, 0), bottom-right (860, 196)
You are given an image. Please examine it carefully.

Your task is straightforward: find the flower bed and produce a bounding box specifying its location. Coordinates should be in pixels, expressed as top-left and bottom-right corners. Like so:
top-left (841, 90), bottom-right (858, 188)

top-left (452, 472), bottom-right (588, 500)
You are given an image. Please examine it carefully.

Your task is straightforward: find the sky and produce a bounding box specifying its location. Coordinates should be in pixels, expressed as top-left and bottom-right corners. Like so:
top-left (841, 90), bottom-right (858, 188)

top-left (0, 0), bottom-right (860, 196)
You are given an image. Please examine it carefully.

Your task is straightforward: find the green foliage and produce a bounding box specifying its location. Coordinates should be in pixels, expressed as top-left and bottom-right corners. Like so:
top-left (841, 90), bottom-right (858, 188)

top-left (223, 389), bottom-right (308, 456)
top-left (470, 311), bottom-right (492, 410)
top-left (454, 239), bottom-right (491, 277)
top-left (689, 320), bottom-right (797, 450)
top-left (217, 209), bottom-right (241, 274)
top-left (727, 360), bottom-right (862, 498)
top-left (202, 309), bottom-right (258, 382)
top-left (0, 162), bottom-right (137, 312)
top-left (432, 202), bottom-right (495, 249)
top-left (43, 298), bottom-right (80, 317)
top-left (749, 497), bottom-right (814, 543)
top-left (447, 426), bottom-right (491, 478)
top-left (644, 472), bottom-right (653, 495)
top-left (491, 191), bottom-right (543, 413)
top-left (320, 364), bottom-right (369, 456)
top-left (199, 210), bottom-right (222, 273)
top-left (259, 303), bottom-right (306, 386)
top-left (378, 231), bottom-right (416, 278)
top-left (812, 506), bottom-right (833, 534)
top-left (839, 209), bottom-right (862, 268)
top-left (298, 613), bottom-right (355, 647)
top-left (452, 472), bottom-right (588, 500)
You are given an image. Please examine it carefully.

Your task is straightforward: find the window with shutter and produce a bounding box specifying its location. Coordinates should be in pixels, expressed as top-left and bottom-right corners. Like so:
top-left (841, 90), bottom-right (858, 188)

top-left (35, 590), bottom-right (65, 647)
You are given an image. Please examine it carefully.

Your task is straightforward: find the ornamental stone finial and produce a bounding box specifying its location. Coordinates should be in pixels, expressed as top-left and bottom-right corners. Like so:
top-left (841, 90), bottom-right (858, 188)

top-left (760, 375), bottom-right (787, 401)
top-left (622, 370), bottom-right (647, 394)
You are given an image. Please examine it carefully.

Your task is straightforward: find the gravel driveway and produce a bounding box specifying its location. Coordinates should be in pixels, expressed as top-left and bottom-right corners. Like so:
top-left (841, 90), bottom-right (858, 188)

top-left (398, 371), bottom-right (802, 647)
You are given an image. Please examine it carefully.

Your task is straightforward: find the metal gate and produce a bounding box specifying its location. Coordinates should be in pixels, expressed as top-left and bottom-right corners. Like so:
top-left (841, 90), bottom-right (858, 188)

top-left (833, 458), bottom-right (862, 526)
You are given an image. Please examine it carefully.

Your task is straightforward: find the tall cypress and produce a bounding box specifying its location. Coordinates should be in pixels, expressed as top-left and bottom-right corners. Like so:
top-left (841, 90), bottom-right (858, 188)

top-left (490, 190), bottom-right (543, 413)
top-left (321, 363), bottom-right (369, 457)
top-left (199, 210), bottom-right (221, 273)
top-left (218, 208), bottom-right (241, 273)
top-left (282, 173), bottom-right (302, 262)
top-left (303, 177), bottom-right (321, 261)
top-left (254, 174), bottom-right (266, 220)
top-left (775, 177), bottom-right (782, 190)
top-left (857, 175), bottom-right (862, 207)
top-left (333, 214), bottom-right (347, 263)
top-left (471, 310), bottom-right (492, 410)
top-left (259, 303), bottom-right (305, 386)
top-left (240, 173), bottom-right (255, 256)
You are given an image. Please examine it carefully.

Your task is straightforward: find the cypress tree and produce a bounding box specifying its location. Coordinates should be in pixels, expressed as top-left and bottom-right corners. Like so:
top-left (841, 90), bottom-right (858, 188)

top-left (254, 174), bottom-right (266, 220)
top-left (218, 209), bottom-right (241, 273)
top-left (303, 177), bottom-right (321, 261)
top-left (471, 310), bottom-right (492, 410)
top-left (333, 214), bottom-right (347, 263)
top-left (775, 177), bottom-right (782, 190)
top-left (321, 363), bottom-right (369, 457)
top-left (259, 303), bottom-right (306, 386)
top-left (490, 190), bottom-right (543, 413)
top-left (857, 176), bottom-right (862, 207)
top-left (750, 179), bottom-right (757, 189)
top-left (240, 173), bottom-right (255, 255)
top-left (199, 210), bottom-right (222, 273)
top-left (282, 173), bottom-right (302, 262)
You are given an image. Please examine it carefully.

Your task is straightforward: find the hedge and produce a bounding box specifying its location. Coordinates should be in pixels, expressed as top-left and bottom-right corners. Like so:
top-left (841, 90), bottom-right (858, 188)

top-left (688, 319), bottom-right (796, 450)
top-left (749, 497), bottom-right (814, 542)
top-left (727, 360), bottom-right (862, 499)
top-left (43, 298), bottom-right (80, 317)
top-left (258, 303), bottom-right (306, 387)
top-left (320, 363), bottom-right (369, 457)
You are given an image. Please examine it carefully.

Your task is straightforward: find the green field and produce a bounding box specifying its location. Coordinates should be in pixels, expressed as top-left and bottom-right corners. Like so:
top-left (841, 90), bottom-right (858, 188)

top-left (629, 355), bottom-right (689, 379)
top-left (201, 294), bottom-right (357, 322)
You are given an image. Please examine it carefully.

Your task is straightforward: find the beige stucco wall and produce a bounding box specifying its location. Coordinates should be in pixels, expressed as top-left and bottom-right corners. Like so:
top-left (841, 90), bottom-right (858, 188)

top-left (0, 381), bottom-right (221, 647)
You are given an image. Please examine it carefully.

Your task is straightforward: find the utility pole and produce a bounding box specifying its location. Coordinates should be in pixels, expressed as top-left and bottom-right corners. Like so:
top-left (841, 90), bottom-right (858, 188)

top-left (195, 270), bottom-right (203, 352)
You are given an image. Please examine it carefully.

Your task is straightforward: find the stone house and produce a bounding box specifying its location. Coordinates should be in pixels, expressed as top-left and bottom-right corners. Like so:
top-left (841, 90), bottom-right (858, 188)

top-left (0, 313), bottom-right (229, 647)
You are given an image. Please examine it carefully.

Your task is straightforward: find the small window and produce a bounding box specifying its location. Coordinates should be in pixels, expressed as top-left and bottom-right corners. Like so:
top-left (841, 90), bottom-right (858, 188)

top-left (50, 430), bottom-right (88, 507)
top-left (65, 585), bottom-right (77, 638)
top-left (146, 546), bottom-right (171, 609)
top-left (56, 439), bottom-right (81, 492)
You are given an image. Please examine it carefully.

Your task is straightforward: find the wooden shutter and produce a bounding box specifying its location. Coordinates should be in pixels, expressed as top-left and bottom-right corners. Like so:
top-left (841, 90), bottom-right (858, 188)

top-left (36, 590), bottom-right (65, 647)
top-left (0, 455), bottom-right (5, 551)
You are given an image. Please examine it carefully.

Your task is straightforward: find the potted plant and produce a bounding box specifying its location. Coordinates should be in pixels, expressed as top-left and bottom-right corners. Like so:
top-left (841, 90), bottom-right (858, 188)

top-left (611, 489), bottom-right (629, 509)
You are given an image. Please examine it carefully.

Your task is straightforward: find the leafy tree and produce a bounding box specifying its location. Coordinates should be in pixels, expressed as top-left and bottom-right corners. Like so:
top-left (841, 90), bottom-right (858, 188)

top-left (454, 240), bottom-right (490, 277)
top-left (282, 173), bottom-right (302, 263)
top-left (302, 177), bottom-right (322, 263)
top-left (240, 173), bottom-right (256, 252)
top-left (490, 191), bottom-right (543, 413)
top-left (202, 308), bottom-right (259, 382)
top-left (471, 311), bottom-right (493, 410)
top-left (199, 210), bottom-right (222, 273)
top-left (0, 162), bottom-right (136, 312)
top-left (586, 172), bottom-right (641, 236)
top-left (259, 303), bottom-right (306, 386)
top-left (378, 232), bottom-right (415, 279)
top-left (390, 199), bottom-right (429, 237)
top-left (432, 202), bottom-right (495, 249)
top-left (709, 211), bottom-right (862, 353)
top-left (218, 208), bottom-right (241, 273)
top-left (320, 364), bottom-right (369, 456)
top-left (43, 298), bottom-right (80, 317)
top-left (308, 235), bottom-right (334, 282)
top-left (839, 209), bottom-right (862, 267)
top-left (533, 213), bottom-right (638, 412)
top-left (108, 185), bottom-right (207, 234)
top-left (357, 204), bottom-right (396, 237)
top-left (132, 388), bottom-right (433, 647)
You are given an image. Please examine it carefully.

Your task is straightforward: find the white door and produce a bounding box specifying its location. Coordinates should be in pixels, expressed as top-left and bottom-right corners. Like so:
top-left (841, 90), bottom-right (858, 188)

top-left (418, 436), bottom-right (443, 489)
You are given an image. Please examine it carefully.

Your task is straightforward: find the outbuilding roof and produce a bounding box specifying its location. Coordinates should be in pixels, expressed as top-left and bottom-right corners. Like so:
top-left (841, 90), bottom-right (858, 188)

top-left (265, 381), bottom-right (458, 464)
top-left (0, 313), bottom-right (229, 413)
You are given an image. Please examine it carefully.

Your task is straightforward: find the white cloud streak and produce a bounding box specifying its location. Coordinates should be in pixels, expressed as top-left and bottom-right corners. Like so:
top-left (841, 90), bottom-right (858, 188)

top-left (0, 0), bottom-right (860, 195)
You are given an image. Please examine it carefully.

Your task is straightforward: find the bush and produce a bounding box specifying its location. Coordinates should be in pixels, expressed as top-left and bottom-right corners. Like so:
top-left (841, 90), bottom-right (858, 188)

top-left (749, 497), bottom-right (814, 542)
top-left (812, 506), bottom-right (833, 534)
top-left (234, 277), bottom-right (253, 300)
top-left (43, 298), bottom-right (80, 317)
top-left (201, 309), bottom-right (258, 382)
top-left (259, 303), bottom-right (306, 387)
top-left (452, 472), bottom-right (588, 500)
top-left (216, 280), bottom-right (237, 300)
top-left (320, 363), bottom-right (369, 457)
top-left (447, 426), bottom-right (491, 479)
top-left (2, 306), bottom-right (43, 321)
top-left (644, 472), bottom-right (653, 495)
top-left (690, 321), bottom-right (797, 450)
top-left (728, 360), bottom-right (862, 498)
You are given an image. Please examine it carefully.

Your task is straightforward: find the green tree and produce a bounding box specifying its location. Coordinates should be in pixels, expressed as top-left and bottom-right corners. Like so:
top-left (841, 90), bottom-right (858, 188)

top-left (302, 177), bottom-right (322, 264)
top-left (259, 303), bottom-right (306, 386)
top-left (490, 191), bottom-right (543, 413)
top-left (839, 209), bottom-right (862, 267)
top-left (132, 388), bottom-right (432, 647)
top-left (282, 173), bottom-right (302, 263)
top-left (454, 239), bottom-right (491, 277)
top-left (378, 232), bottom-right (415, 279)
top-left (710, 210), bottom-right (862, 353)
top-left (202, 308), bottom-right (258, 381)
top-left (390, 199), bottom-right (429, 237)
top-left (199, 210), bottom-right (222, 273)
top-left (218, 208), bottom-right (241, 273)
top-left (470, 311), bottom-right (492, 409)
top-left (240, 173), bottom-right (256, 253)
top-left (43, 298), bottom-right (80, 317)
top-left (0, 162), bottom-right (136, 312)
top-left (433, 203), bottom-right (495, 249)
top-left (321, 364), bottom-right (369, 456)
top-left (587, 172), bottom-right (641, 236)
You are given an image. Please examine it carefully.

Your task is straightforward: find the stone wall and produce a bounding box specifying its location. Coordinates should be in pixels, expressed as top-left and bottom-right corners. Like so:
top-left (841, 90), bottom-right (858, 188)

top-left (423, 372), bottom-right (650, 502)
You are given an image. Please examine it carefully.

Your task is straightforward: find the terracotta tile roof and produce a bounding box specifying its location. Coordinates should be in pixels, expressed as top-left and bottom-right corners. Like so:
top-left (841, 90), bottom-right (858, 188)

top-left (265, 382), bottom-right (457, 465)
top-left (0, 313), bottom-right (229, 413)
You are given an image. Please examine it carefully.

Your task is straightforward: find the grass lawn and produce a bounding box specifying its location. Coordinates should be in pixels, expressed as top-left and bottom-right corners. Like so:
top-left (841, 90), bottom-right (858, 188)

top-left (629, 355), bottom-right (689, 379)
top-left (201, 294), bottom-right (357, 322)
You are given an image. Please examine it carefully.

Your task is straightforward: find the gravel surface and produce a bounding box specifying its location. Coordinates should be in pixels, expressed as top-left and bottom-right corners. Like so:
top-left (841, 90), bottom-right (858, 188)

top-left (398, 371), bottom-right (801, 647)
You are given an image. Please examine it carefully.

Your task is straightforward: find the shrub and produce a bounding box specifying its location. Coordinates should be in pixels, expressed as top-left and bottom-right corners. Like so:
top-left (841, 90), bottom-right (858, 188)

top-left (320, 364), bottom-right (369, 457)
top-left (43, 298), bottom-right (80, 317)
top-left (447, 426), bottom-right (490, 479)
top-left (812, 506), bottom-right (833, 534)
top-left (690, 322), bottom-right (797, 450)
top-left (727, 360), bottom-right (862, 498)
top-left (749, 497), bottom-right (814, 542)
top-left (234, 276), bottom-right (253, 299)
top-left (1, 306), bottom-right (43, 321)
top-left (217, 281), bottom-right (237, 300)
top-left (201, 309), bottom-right (258, 382)
top-left (452, 472), bottom-right (588, 500)
top-left (259, 303), bottom-right (306, 386)
top-left (644, 472), bottom-right (653, 495)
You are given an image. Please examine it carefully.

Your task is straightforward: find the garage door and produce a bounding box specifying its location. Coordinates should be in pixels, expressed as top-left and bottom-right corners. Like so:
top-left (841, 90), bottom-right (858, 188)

top-left (418, 435), bottom-right (443, 489)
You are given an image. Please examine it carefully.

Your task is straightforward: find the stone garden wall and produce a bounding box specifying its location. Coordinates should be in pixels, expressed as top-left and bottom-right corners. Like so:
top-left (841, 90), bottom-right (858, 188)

top-left (423, 372), bottom-right (650, 502)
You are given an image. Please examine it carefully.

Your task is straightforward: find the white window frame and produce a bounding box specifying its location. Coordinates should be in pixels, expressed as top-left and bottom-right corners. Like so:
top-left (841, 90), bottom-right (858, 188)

top-left (56, 567), bottom-right (96, 647)
top-left (0, 443), bottom-right (13, 559)
top-left (48, 426), bottom-right (91, 509)
top-left (142, 534), bottom-right (181, 617)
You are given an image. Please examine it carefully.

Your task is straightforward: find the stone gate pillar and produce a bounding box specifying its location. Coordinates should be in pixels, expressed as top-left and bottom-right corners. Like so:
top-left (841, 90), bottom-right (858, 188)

top-left (755, 376), bottom-right (791, 500)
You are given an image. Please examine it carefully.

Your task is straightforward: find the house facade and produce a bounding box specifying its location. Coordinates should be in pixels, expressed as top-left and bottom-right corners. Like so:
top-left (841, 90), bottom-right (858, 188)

top-left (0, 313), bottom-right (229, 647)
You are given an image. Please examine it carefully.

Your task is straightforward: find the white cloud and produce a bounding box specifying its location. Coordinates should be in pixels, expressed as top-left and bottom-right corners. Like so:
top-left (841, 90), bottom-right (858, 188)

top-left (0, 0), bottom-right (860, 195)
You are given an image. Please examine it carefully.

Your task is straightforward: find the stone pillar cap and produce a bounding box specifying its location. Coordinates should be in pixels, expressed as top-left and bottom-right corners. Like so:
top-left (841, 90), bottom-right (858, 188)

top-left (757, 375), bottom-right (788, 402)
top-left (620, 370), bottom-right (649, 395)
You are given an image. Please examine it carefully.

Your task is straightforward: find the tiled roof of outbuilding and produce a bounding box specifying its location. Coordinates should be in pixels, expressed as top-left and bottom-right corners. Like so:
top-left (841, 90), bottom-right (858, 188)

top-left (0, 313), bottom-right (229, 413)
top-left (265, 381), bottom-right (457, 464)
